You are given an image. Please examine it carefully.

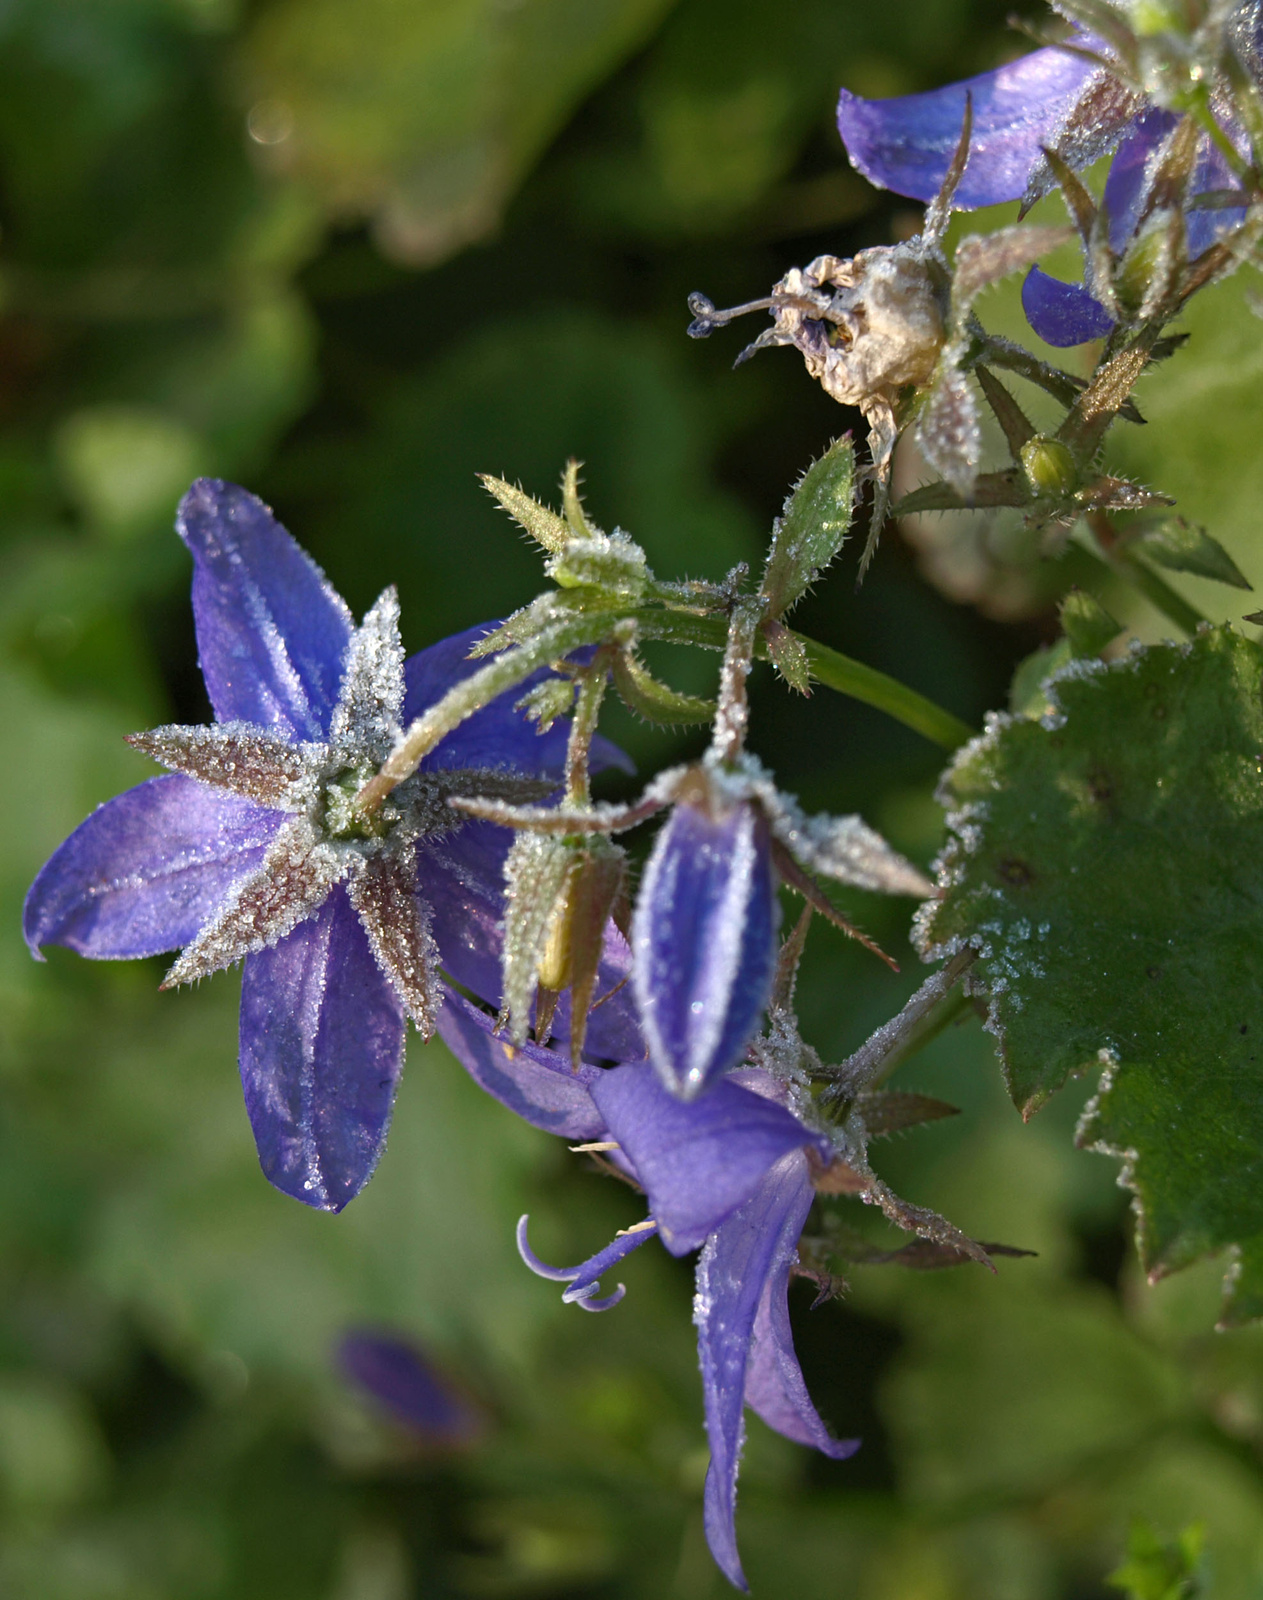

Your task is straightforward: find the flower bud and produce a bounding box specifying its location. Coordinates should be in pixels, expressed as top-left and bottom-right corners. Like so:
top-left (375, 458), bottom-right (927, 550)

top-left (631, 773), bottom-right (779, 1100)
top-left (1130, 0), bottom-right (1189, 36)
top-left (547, 530), bottom-right (648, 601)
top-left (1020, 435), bottom-right (1079, 498)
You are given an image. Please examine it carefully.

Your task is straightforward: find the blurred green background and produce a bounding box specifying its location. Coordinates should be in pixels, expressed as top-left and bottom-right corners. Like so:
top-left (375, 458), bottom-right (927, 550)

top-left (4, 0), bottom-right (1263, 1594)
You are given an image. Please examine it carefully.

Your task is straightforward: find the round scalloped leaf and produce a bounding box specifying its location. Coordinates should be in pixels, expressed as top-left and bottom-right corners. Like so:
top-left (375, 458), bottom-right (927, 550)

top-left (916, 627), bottom-right (1263, 1324)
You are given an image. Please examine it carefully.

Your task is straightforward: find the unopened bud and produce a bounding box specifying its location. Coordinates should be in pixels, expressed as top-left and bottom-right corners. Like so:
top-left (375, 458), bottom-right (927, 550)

top-left (1020, 436), bottom-right (1079, 498)
top-left (1130, 0), bottom-right (1189, 36)
top-left (1115, 223), bottom-right (1176, 316)
top-left (548, 531), bottom-right (648, 600)
top-left (538, 875), bottom-right (578, 992)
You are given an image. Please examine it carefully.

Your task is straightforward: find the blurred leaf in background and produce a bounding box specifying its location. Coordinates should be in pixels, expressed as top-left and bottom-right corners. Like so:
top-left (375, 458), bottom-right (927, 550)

top-left (3, 0), bottom-right (1263, 1594)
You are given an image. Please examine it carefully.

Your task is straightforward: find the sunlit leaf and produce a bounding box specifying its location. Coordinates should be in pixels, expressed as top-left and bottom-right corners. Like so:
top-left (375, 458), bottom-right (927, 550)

top-left (919, 627), bottom-right (1263, 1322)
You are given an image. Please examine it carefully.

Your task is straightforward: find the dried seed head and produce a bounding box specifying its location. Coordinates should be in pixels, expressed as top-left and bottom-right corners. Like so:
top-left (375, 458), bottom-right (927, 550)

top-left (762, 246), bottom-right (946, 411)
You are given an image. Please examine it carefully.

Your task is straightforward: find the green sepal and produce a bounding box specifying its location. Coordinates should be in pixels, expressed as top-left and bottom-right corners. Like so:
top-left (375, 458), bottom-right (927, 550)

top-left (918, 627), bottom-right (1263, 1324)
top-left (1059, 588), bottom-right (1122, 657)
top-left (479, 473), bottom-right (570, 554)
top-left (516, 676), bottom-right (576, 734)
top-left (501, 833), bottom-right (577, 1044)
top-left (760, 435), bottom-right (855, 619)
top-left (762, 619), bottom-right (811, 694)
top-left (1131, 516), bottom-right (1252, 589)
top-left (610, 648), bottom-right (714, 724)
top-left (561, 458), bottom-right (594, 537)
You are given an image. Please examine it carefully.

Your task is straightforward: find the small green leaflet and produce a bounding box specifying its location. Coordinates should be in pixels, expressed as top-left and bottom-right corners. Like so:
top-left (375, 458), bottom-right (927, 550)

top-left (917, 627), bottom-right (1263, 1325)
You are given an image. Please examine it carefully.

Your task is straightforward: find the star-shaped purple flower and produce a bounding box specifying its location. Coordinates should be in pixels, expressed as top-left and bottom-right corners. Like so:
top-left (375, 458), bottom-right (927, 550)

top-left (439, 994), bottom-right (857, 1592)
top-left (24, 479), bottom-right (629, 1212)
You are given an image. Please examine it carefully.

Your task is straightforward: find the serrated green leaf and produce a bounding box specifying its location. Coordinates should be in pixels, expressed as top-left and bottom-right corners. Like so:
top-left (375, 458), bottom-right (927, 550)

top-left (1059, 589), bottom-right (1122, 658)
top-left (1134, 518), bottom-right (1252, 590)
top-left (759, 435), bottom-right (854, 618)
top-left (918, 628), bottom-right (1263, 1321)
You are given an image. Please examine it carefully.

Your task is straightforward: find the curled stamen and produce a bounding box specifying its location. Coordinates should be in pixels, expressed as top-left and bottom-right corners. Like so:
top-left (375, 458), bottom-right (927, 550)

top-left (515, 1213), bottom-right (659, 1313)
top-left (686, 290), bottom-right (776, 338)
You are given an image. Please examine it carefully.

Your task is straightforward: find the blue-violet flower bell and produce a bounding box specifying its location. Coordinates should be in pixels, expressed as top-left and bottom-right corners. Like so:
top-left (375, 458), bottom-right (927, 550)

top-left (23, 479), bottom-right (631, 1212)
top-left (440, 995), bottom-right (856, 1593)
top-left (631, 769), bottom-right (779, 1102)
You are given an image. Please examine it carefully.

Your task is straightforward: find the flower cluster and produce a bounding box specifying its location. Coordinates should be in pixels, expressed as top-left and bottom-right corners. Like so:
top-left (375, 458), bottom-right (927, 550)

top-left (26, 478), bottom-right (968, 1587)
top-left (31, 2), bottom-right (1230, 1580)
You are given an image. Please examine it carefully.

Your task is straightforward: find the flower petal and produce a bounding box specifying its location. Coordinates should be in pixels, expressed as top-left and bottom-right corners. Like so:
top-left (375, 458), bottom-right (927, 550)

top-left (435, 985), bottom-right (606, 1140)
top-left (338, 1331), bottom-right (483, 1442)
top-left (178, 478), bottom-right (353, 740)
top-left (695, 1151), bottom-right (844, 1591)
top-left (238, 885), bottom-right (405, 1211)
top-left (24, 775), bottom-right (285, 961)
top-left (1103, 108), bottom-right (1174, 250)
top-left (836, 48), bottom-right (1097, 209)
top-left (743, 1250), bottom-right (860, 1460)
top-left (1021, 266), bottom-right (1115, 346)
top-left (590, 1064), bottom-right (824, 1255)
top-left (631, 798), bottom-right (778, 1100)
top-left (405, 623), bottom-right (632, 777)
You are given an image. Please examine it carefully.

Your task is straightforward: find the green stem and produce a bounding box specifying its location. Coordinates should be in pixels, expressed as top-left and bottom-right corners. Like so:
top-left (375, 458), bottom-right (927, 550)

top-left (1081, 520), bottom-right (1207, 636)
top-left (633, 609), bottom-right (975, 750)
top-left (1191, 92), bottom-right (1251, 185)
top-left (565, 654), bottom-right (610, 806)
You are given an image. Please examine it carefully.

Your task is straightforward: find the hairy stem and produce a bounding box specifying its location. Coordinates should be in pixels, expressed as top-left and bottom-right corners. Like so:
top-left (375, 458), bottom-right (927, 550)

top-left (712, 597), bottom-right (764, 763)
top-left (632, 609), bottom-right (975, 749)
top-left (566, 652), bottom-right (612, 806)
top-left (825, 947), bottom-right (977, 1099)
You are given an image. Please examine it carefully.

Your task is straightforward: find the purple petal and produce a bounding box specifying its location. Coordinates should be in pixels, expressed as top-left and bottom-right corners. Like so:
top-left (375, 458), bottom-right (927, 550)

top-left (238, 884), bottom-right (405, 1212)
top-left (178, 479), bottom-right (353, 741)
top-left (1021, 266), bottom-right (1115, 346)
top-left (590, 1064), bottom-right (824, 1255)
top-left (516, 1213), bottom-right (657, 1311)
top-left (696, 1152), bottom-right (848, 1591)
top-left (1103, 108), bottom-right (1174, 249)
top-left (337, 1331), bottom-right (483, 1442)
top-left (435, 985), bottom-right (606, 1140)
top-left (1187, 127), bottom-right (1247, 256)
top-left (549, 923), bottom-right (647, 1066)
top-left (406, 623), bottom-right (631, 778)
top-left (416, 821), bottom-right (509, 1007)
top-left (837, 48), bottom-right (1096, 209)
top-left (631, 799), bottom-right (778, 1100)
top-left (744, 1262), bottom-right (860, 1461)
top-left (24, 775), bottom-right (285, 961)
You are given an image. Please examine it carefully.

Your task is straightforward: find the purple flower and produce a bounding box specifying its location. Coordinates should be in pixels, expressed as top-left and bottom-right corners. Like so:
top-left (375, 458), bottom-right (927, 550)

top-left (338, 1330), bottom-right (485, 1445)
top-left (631, 783), bottom-right (779, 1102)
top-left (441, 1002), bottom-right (855, 1592)
top-left (837, 39), bottom-right (1251, 344)
top-left (24, 478), bottom-right (627, 1212)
